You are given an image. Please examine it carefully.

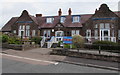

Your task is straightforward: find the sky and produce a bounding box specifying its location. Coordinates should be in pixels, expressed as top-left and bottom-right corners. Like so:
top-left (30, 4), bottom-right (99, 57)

top-left (0, 0), bottom-right (120, 29)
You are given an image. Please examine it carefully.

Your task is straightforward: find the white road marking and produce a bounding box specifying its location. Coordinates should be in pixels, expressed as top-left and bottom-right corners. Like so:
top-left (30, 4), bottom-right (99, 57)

top-left (0, 53), bottom-right (59, 65)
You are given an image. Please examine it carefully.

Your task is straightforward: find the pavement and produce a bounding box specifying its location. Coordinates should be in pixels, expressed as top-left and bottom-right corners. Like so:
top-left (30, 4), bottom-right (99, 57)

top-left (69, 49), bottom-right (119, 56)
top-left (1, 48), bottom-right (120, 71)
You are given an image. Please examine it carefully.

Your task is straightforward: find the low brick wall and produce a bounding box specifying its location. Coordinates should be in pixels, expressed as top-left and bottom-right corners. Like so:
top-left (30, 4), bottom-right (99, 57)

top-left (2, 43), bottom-right (39, 51)
top-left (51, 49), bottom-right (120, 62)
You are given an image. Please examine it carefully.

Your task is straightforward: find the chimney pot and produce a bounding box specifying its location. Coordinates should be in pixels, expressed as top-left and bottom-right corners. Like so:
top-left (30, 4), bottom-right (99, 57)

top-left (68, 8), bottom-right (72, 15)
top-left (58, 8), bottom-right (62, 16)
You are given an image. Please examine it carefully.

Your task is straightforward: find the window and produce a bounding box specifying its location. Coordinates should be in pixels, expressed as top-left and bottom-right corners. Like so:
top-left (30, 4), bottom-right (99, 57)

top-left (43, 30), bottom-right (51, 37)
top-left (46, 18), bottom-right (54, 23)
top-left (26, 30), bottom-right (30, 36)
top-left (76, 30), bottom-right (79, 35)
top-left (72, 30), bottom-right (75, 36)
top-left (100, 23), bottom-right (104, 29)
top-left (19, 25), bottom-right (25, 30)
top-left (112, 30), bottom-right (114, 37)
top-left (26, 25), bottom-right (30, 29)
top-left (71, 30), bottom-right (79, 36)
top-left (47, 30), bottom-right (50, 37)
top-left (118, 30), bottom-right (120, 40)
top-left (32, 30), bottom-right (36, 36)
top-left (60, 17), bottom-right (66, 23)
top-left (72, 16), bottom-right (80, 23)
top-left (94, 24), bottom-right (98, 28)
top-left (86, 30), bottom-right (91, 38)
top-left (105, 23), bottom-right (110, 29)
top-left (13, 30), bottom-right (16, 34)
top-left (25, 25), bottom-right (30, 37)
top-left (94, 30), bottom-right (98, 39)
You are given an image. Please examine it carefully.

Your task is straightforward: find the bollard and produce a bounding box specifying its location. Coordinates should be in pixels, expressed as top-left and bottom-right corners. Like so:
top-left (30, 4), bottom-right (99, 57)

top-left (99, 46), bottom-right (101, 54)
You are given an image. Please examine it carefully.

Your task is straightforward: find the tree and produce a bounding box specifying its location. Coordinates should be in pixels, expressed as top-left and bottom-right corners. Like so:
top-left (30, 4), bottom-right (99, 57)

top-left (72, 35), bottom-right (85, 52)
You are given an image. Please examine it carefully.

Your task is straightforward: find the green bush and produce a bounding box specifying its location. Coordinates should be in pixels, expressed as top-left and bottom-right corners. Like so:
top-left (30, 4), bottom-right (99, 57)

top-left (31, 36), bottom-right (42, 44)
top-left (93, 40), bottom-right (118, 46)
top-left (72, 35), bottom-right (85, 49)
top-left (64, 44), bottom-right (70, 49)
top-left (64, 44), bottom-right (77, 49)
top-left (8, 37), bottom-right (22, 44)
top-left (2, 34), bottom-right (9, 43)
top-left (87, 40), bottom-right (120, 50)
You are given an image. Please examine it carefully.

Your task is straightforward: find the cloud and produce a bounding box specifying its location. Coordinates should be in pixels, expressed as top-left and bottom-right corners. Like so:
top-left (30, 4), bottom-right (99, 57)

top-left (0, 1), bottom-right (119, 29)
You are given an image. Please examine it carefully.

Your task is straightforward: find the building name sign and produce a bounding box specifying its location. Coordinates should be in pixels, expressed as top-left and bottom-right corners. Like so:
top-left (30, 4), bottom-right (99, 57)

top-left (16, 21), bottom-right (33, 23)
top-left (92, 17), bottom-right (118, 20)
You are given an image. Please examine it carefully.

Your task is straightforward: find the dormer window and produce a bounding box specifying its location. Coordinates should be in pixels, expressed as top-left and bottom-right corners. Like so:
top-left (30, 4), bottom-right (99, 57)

top-left (72, 16), bottom-right (80, 23)
top-left (60, 16), bottom-right (66, 23)
top-left (46, 17), bottom-right (54, 23)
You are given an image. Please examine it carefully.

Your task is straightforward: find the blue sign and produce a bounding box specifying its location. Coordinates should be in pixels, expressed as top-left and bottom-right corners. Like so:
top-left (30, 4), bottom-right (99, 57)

top-left (92, 17), bottom-right (117, 20)
top-left (63, 36), bottom-right (72, 44)
top-left (16, 21), bottom-right (33, 23)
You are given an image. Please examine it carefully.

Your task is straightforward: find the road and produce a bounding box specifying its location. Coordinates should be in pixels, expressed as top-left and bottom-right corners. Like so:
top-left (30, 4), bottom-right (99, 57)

top-left (1, 54), bottom-right (119, 73)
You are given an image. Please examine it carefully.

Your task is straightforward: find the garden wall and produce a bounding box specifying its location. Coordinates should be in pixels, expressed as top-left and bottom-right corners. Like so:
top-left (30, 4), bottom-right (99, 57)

top-left (2, 43), bottom-right (39, 51)
top-left (51, 49), bottom-right (120, 62)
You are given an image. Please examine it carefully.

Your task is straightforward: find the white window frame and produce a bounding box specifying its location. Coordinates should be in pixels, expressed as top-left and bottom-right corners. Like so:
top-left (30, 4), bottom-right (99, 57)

top-left (86, 29), bottom-right (91, 38)
top-left (72, 16), bottom-right (80, 23)
top-left (46, 18), bottom-right (54, 23)
top-left (94, 24), bottom-right (98, 28)
top-left (118, 30), bottom-right (120, 40)
top-left (43, 30), bottom-right (51, 37)
top-left (105, 23), bottom-right (110, 29)
top-left (18, 25), bottom-right (25, 37)
top-left (100, 23), bottom-right (104, 29)
top-left (32, 30), bottom-right (36, 36)
top-left (60, 17), bottom-right (66, 23)
top-left (13, 30), bottom-right (16, 34)
top-left (94, 29), bottom-right (98, 39)
top-left (71, 30), bottom-right (80, 36)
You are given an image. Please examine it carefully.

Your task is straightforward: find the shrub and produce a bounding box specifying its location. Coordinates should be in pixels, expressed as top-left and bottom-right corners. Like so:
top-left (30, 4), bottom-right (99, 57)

top-left (93, 40), bottom-right (118, 46)
top-left (72, 35), bottom-right (85, 50)
top-left (31, 36), bottom-right (42, 44)
top-left (64, 44), bottom-right (77, 49)
top-left (2, 34), bottom-right (9, 43)
top-left (89, 40), bottom-right (120, 50)
top-left (8, 37), bottom-right (22, 44)
top-left (64, 44), bottom-right (70, 49)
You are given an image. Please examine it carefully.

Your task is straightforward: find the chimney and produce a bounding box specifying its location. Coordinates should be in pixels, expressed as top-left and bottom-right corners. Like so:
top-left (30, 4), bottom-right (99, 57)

top-left (95, 9), bottom-right (98, 13)
top-left (36, 14), bottom-right (42, 17)
top-left (58, 8), bottom-right (62, 16)
top-left (68, 8), bottom-right (72, 15)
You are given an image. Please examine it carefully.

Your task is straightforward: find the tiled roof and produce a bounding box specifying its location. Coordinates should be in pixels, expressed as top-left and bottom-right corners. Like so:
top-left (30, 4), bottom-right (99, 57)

top-left (2, 17), bottom-right (18, 31)
top-left (1, 11), bottom-right (120, 31)
top-left (36, 14), bottom-right (92, 28)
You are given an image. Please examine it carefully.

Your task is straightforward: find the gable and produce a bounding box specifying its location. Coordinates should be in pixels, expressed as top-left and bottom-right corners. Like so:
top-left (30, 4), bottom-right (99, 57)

top-left (54, 23), bottom-right (64, 28)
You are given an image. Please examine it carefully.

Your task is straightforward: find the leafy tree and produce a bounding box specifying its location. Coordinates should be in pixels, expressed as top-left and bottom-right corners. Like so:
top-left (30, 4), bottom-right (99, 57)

top-left (72, 35), bottom-right (85, 51)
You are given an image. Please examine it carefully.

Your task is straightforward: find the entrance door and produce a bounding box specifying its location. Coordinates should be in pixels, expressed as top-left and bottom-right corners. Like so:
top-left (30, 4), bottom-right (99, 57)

top-left (55, 31), bottom-right (64, 42)
top-left (19, 30), bottom-right (24, 38)
top-left (100, 29), bottom-right (110, 41)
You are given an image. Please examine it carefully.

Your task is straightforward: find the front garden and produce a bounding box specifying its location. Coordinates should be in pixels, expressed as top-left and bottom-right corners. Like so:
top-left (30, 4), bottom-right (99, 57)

top-left (1, 33), bottom-right (42, 50)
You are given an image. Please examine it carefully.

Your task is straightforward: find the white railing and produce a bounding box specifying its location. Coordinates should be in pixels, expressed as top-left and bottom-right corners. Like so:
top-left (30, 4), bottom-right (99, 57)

top-left (41, 36), bottom-right (46, 47)
top-left (47, 36), bottom-right (55, 48)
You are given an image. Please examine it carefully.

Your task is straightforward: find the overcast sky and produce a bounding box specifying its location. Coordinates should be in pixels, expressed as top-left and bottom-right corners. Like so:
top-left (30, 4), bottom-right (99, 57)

top-left (0, 0), bottom-right (120, 29)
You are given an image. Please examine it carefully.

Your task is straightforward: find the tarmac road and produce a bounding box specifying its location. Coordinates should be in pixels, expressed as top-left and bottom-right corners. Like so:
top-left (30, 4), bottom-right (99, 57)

top-left (1, 54), bottom-right (119, 73)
